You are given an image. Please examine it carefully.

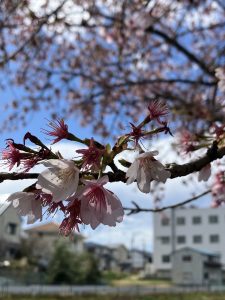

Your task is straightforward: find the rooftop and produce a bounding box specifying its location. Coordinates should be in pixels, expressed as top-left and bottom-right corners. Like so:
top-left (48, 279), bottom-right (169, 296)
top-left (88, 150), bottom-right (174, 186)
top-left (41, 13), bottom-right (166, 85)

top-left (25, 221), bottom-right (84, 239)
top-left (0, 194), bottom-right (11, 216)
top-left (173, 247), bottom-right (220, 257)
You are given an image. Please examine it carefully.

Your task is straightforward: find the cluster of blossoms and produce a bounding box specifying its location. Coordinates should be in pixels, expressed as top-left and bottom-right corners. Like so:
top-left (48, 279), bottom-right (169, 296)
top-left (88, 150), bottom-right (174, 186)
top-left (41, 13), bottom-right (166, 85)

top-left (2, 96), bottom-right (225, 234)
top-left (0, 101), bottom-right (178, 235)
top-left (211, 171), bottom-right (225, 208)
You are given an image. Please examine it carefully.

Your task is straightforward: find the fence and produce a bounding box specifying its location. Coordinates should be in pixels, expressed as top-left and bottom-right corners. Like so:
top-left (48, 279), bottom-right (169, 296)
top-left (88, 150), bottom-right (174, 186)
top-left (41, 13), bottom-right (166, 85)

top-left (1, 284), bottom-right (225, 296)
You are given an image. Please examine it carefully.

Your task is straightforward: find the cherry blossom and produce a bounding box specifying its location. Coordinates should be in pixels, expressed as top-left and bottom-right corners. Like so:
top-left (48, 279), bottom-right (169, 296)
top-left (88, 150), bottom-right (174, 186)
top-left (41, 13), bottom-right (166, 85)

top-left (127, 123), bottom-right (145, 146)
top-left (148, 100), bottom-right (169, 125)
top-left (215, 67), bottom-right (225, 93)
top-left (59, 199), bottom-right (82, 236)
top-left (42, 119), bottom-right (69, 144)
top-left (7, 192), bottom-right (42, 224)
top-left (78, 176), bottom-right (124, 229)
top-left (211, 171), bottom-right (225, 205)
top-left (76, 138), bottom-right (105, 171)
top-left (36, 159), bottom-right (79, 202)
top-left (1, 140), bottom-right (22, 170)
top-left (126, 151), bottom-right (171, 193)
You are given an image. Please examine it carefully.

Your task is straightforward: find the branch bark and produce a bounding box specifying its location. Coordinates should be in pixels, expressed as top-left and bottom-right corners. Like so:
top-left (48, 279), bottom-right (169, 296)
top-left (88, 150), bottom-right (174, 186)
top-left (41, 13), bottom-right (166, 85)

top-left (0, 142), bottom-right (223, 184)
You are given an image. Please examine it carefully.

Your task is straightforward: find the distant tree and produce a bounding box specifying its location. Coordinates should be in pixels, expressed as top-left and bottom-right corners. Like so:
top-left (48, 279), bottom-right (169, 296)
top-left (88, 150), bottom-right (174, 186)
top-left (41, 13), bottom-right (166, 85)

top-left (47, 243), bottom-right (78, 284)
top-left (0, 0), bottom-right (224, 136)
top-left (47, 243), bottom-right (101, 284)
top-left (1, 0), bottom-right (225, 242)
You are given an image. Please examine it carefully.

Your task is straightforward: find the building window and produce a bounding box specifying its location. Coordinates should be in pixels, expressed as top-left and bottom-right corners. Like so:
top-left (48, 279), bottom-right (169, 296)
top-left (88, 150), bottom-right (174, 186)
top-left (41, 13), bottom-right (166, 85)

top-left (192, 216), bottom-right (201, 224)
top-left (209, 215), bottom-right (218, 224)
top-left (161, 218), bottom-right (170, 226)
top-left (210, 234), bottom-right (219, 243)
top-left (177, 236), bottom-right (186, 244)
top-left (162, 255), bottom-right (170, 263)
top-left (160, 236), bottom-right (170, 244)
top-left (182, 255), bottom-right (192, 262)
top-left (7, 223), bottom-right (17, 235)
top-left (177, 217), bottom-right (185, 225)
top-left (193, 235), bottom-right (202, 244)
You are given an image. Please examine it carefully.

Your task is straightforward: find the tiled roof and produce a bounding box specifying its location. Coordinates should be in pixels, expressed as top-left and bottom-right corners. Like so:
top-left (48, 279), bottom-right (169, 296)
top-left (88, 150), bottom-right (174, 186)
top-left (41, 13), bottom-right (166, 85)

top-left (26, 222), bottom-right (84, 239)
top-left (0, 194), bottom-right (11, 216)
top-left (25, 222), bottom-right (60, 233)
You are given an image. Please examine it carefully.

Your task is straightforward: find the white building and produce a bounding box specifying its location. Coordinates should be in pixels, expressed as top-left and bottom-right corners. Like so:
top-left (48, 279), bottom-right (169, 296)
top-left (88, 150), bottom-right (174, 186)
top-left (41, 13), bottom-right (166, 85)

top-left (153, 206), bottom-right (225, 278)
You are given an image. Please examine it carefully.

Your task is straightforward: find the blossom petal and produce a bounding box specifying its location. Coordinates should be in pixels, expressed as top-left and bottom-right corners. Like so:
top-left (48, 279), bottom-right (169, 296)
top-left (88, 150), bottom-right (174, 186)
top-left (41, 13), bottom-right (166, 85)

top-left (7, 192), bottom-right (42, 224)
top-left (126, 160), bottom-right (139, 185)
top-left (36, 159), bottom-right (79, 202)
top-left (198, 164), bottom-right (211, 182)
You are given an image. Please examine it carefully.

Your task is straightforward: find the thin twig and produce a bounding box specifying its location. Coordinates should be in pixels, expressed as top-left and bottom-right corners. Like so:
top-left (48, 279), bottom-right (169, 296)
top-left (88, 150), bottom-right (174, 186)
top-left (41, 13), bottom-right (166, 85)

top-left (124, 190), bottom-right (211, 215)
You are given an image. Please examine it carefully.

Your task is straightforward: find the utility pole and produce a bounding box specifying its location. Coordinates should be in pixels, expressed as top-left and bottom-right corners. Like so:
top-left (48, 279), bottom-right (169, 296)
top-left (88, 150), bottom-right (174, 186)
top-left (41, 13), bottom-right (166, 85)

top-left (171, 208), bottom-right (176, 255)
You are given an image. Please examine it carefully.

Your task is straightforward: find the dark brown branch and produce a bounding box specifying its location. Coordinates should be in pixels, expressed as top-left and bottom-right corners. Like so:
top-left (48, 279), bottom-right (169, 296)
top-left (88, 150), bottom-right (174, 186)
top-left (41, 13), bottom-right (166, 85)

top-left (146, 26), bottom-right (214, 77)
top-left (0, 142), bottom-right (224, 184)
top-left (124, 190), bottom-right (211, 215)
top-left (0, 172), bottom-right (39, 183)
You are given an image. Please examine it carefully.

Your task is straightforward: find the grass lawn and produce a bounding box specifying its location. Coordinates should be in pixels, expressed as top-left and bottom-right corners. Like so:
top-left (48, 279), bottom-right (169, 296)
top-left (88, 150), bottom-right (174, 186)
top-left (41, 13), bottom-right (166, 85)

top-left (1, 293), bottom-right (225, 300)
top-left (111, 275), bottom-right (171, 287)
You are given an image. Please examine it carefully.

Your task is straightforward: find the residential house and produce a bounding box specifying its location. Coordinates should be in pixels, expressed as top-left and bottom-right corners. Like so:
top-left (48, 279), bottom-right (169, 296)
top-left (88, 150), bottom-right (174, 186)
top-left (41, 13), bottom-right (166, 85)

top-left (85, 242), bottom-right (152, 274)
top-left (25, 222), bottom-right (84, 266)
top-left (0, 195), bottom-right (22, 260)
top-left (172, 247), bottom-right (222, 286)
top-left (129, 249), bottom-right (152, 272)
top-left (85, 242), bottom-right (114, 271)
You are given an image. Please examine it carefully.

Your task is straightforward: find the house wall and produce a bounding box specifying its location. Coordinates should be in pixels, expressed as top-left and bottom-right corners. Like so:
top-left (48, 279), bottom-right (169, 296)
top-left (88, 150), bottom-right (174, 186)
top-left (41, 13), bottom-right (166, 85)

top-left (130, 251), bottom-right (145, 270)
top-left (0, 205), bottom-right (22, 258)
top-left (27, 231), bottom-right (83, 262)
top-left (172, 249), bottom-right (203, 285)
top-left (172, 248), bottom-right (222, 286)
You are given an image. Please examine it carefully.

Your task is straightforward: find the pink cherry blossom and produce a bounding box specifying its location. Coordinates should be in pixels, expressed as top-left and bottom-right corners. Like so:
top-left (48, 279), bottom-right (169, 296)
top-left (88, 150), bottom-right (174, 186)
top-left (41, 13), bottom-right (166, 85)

top-left (76, 138), bottom-right (105, 171)
top-left (148, 100), bottom-right (169, 124)
top-left (42, 119), bottom-right (69, 144)
top-left (59, 199), bottom-right (82, 236)
top-left (78, 176), bottom-right (124, 229)
top-left (177, 129), bottom-right (196, 154)
top-left (1, 140), bottom-right (22, 170)
top-left (126, 151), bottom-right (171, 193)
top-left (127, 123), bottom-right (145, 146)
top-left (211, 171), bottom-right (225, 206)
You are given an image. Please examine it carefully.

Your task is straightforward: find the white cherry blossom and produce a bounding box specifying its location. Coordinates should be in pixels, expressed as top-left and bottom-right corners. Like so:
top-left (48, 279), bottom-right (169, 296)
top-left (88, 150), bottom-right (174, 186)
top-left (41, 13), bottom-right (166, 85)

top-left (126, 151), bottom-right (171, 193)
top-left (36, 159), bottom-right (79, 202)
top-left (7, 192), bottom-right (42, 224)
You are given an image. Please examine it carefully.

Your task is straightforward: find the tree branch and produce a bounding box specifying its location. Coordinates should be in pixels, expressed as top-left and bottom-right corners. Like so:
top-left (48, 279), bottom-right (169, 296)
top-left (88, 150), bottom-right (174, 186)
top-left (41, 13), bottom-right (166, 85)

top-left (0, 172), bottom-right (39, 183)
top-left (124, 190), bottom-right (211, 215)
top-left (146, 26), bottom-right (214, 77)
top-left (0, 142), bottom-right (224, 185)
